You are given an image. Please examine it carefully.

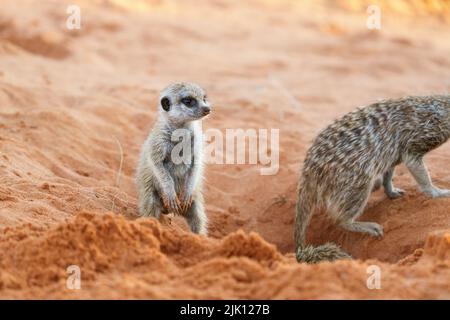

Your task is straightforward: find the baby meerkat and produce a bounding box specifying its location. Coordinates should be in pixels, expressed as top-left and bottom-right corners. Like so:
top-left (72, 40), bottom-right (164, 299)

top-left (136, 82), bottom-right (211, 235)
top-left (295, 95), bottom-right (450, 263)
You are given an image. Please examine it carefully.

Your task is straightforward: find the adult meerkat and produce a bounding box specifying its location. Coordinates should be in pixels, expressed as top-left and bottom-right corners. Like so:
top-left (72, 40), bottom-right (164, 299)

top-left (295, 95), bottom-right (450, 263)
top-left (136, 82), bottom-right (211, 235)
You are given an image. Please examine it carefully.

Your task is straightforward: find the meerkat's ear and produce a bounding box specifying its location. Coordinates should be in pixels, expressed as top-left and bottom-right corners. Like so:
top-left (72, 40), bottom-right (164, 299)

top-left (161, 97), bottom-right (171, 111)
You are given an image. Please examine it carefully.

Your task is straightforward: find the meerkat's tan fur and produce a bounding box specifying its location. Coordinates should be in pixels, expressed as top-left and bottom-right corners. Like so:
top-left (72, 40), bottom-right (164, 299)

top-left (136, 82), bottom-right (211, 235)
top-left (295, 95), bottom-right (450, 263)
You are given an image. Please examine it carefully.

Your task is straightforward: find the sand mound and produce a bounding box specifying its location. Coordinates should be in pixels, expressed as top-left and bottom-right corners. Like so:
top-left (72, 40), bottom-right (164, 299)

top-left (0, 0), bottom-right (449, 298)
top-left (0, 213), bottom-right (165, 289)
top-left (0, 212), bottom-right (449, 298)
top-left (0, 212), bottom-right (281, 296)
top-left (0, 20), bottom-right (70, 59)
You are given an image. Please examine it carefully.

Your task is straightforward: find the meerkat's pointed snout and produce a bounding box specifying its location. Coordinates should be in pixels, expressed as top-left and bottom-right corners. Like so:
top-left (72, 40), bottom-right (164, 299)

top-left (201, 106), bottom-right (211, 116)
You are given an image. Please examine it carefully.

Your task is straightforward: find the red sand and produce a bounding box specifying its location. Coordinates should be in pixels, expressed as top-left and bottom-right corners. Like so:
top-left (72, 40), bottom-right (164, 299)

top-left (0, 0), bottom-right (449, 299)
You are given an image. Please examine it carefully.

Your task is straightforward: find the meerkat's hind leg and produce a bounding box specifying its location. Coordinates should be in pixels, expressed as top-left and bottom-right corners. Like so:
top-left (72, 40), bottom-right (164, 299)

top-left (336, 184), bottom-right (384, 238)
top-left (185, 192), bottom-right (208, 235)
top-left (405, 157), bottom-right (450, 198)
top-left (138, 189), bottom-right (163, 218)
top-left (383, 167), bottom-right (405, 199)
top-left (372, 176), bottom-right (382, 192)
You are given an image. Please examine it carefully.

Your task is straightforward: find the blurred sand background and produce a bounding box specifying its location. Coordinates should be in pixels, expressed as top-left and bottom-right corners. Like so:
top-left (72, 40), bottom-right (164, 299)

top-left (0, 0), bottom-right (449, 298)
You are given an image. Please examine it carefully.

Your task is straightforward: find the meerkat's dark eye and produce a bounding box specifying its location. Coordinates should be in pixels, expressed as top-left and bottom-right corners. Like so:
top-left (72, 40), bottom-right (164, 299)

top-left (203, 95), bottom-right (208, 102)
top-left (161, 97), bottom-right (171, 111)
top-left (181, 97), bottom-right (197, 108)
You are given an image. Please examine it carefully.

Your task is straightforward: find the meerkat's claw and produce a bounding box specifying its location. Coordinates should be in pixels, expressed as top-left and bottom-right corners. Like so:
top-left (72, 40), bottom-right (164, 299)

top-left (340, 221), bottom-right (384, 238)
top-left (365, 222), bottom-right (384, 238)
top-left (354, 222), bottom-right (384, 238)
top-left (163, 195), bottom-right (183, 214)
top-left (175, 197), bottom-right (183, 214)
top-left (185, 197), bottom-right (193, 211)
top-left (386, 187), bottom-right (405, 199)
top-left (179, 191), bottom-right (194, 214)
top-left (159, 214), bottom-right (172, 226)
top-left (426, 188), bottom-right (450, 198)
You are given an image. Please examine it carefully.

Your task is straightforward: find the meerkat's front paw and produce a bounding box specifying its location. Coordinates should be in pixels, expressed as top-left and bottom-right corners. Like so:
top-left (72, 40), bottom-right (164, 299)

top-left (159, 214), bottom-right (172, 226)
top-left (177, 190), bottom-right (193, 214)
top-left (386, 187), bottom-right (405, 199)
top-left (162, 194), bottom-right (182, 214)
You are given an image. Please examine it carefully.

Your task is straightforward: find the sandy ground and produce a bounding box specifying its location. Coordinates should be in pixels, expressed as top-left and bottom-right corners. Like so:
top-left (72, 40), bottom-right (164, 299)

top-left (0, 0), bottom-right (449, 299)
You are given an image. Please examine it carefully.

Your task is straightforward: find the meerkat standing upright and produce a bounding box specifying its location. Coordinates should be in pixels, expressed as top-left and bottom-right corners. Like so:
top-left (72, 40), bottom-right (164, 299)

top-left (136, 82), bottom-right (211, 235)
top-left (295, 95), bottom-right (450, 263)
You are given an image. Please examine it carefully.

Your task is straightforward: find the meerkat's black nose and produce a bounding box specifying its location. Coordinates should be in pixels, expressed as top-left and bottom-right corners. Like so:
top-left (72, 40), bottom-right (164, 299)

top-left (202, 107), bottom-right (211, 115)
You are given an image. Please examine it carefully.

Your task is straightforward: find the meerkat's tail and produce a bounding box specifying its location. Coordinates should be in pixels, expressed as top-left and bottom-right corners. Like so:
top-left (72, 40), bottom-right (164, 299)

top-left (295, 183), bottom-right (351, 263)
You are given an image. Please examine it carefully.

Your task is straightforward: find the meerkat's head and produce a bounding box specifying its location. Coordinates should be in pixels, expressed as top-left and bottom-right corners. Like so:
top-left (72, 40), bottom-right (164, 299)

top-left (158, 82), bottom-right (211, 126)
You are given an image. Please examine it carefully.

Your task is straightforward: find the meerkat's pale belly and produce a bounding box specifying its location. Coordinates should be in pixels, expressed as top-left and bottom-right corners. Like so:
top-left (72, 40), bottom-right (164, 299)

top-left (163, 154), bottom-right (193, 189)
top-left (164, 132), bottom-right (197, 184)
